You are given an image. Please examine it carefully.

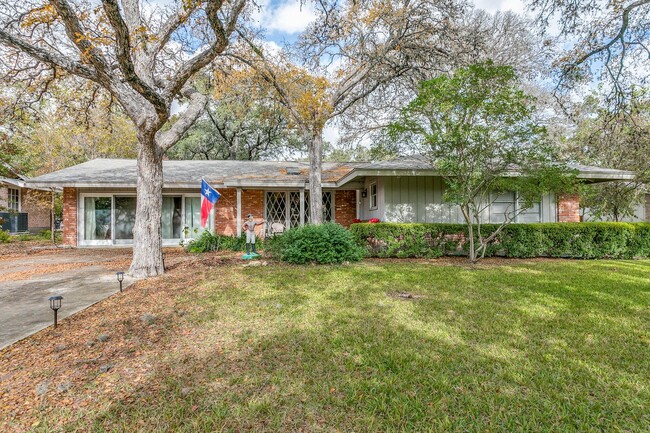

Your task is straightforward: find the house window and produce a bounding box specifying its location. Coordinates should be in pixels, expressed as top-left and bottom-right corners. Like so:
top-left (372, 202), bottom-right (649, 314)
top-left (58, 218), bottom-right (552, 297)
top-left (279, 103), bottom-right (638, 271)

top-left (369, 182), bottom-right (378, 210)
top-left (162, 196), bottom-right (182, 240)
top-left (265, 191), bottom-right (334, 230)
top-left (80, 193), bottom-right (205, 246)
top-left (83, 196), bottom-right (112, 241)
top-left (489, 192), bottom-right (541, 223)
top-left (304, 191), bottom-right (334, 223)
top-left (114, 196), bottom-right (136, 241)
top-left (184, 196), bottom-right (213, 239)
top-left (8, 188), bottom-right (19, 212)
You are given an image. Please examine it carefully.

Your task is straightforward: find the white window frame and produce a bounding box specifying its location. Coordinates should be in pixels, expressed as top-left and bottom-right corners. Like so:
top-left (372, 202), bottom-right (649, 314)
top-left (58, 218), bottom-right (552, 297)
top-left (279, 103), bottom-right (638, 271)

top-left (181, 193), bottom-right (215, 243)
top-left (113, 194), bottom-right (137, 245)
top-left (369, 182), bottom-right (378, 210)
top-left (78, 193), bottom-right (114, 246)
top-left (78, 192), bottom-right (215, 246)
top-left (7, 188), bottom-right (20, 212)
top-left (488, 191), bottom-right (542, 224)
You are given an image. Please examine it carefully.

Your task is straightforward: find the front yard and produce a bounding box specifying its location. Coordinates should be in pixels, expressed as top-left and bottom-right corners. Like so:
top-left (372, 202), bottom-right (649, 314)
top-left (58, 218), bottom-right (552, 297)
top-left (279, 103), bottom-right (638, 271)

top-left (1, 256), bottom-right (649, 432)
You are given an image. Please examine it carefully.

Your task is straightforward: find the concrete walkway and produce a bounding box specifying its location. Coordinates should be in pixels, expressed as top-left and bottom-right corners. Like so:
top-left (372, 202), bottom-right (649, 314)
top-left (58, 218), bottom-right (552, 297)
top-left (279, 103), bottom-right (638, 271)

top-left (0, 249), bottom-right (136, 349)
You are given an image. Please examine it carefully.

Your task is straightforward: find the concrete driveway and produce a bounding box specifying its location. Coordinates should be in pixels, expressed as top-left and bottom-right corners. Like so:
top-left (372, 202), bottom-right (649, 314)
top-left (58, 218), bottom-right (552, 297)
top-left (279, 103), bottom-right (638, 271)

top-left (0, 248), bottom-right (136, 349)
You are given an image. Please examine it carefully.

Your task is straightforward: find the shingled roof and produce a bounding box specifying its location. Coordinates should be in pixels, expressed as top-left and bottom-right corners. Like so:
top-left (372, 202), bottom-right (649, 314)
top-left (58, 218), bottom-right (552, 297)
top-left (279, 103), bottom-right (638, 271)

top-left (29, 156), bottom-right (636, 189)
top-left (29, 159), bottom-right (365, 188)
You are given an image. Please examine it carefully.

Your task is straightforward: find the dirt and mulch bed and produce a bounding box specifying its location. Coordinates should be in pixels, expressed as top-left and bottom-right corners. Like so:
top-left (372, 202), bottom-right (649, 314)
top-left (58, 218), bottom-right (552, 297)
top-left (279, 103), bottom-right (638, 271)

top-left (0, 249), bottom-right (253, 432)
top-left (0, 265), bottom-right (199, 431)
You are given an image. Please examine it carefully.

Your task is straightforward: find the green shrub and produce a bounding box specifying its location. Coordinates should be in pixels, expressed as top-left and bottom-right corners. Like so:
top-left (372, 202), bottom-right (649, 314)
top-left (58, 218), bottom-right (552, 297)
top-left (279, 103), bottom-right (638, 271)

top-left (39, 229), bottom-right (52, 240)
top-left (185, 231), bottom-right (221, 253)
top-left (350, 222), bottom-right (650, 259)
top-left (184, 232), bottom-right (264, 253)
top-left (266, 223), bottom-right (365, 264)
top-left (0, 229), bottom-right (10, 244)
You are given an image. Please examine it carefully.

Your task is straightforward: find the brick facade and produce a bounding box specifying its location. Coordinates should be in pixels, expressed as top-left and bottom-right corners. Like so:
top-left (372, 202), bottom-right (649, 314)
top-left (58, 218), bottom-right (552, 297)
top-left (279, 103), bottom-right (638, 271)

top-left (215, 188), bottom-right (355, 235)
top-left (557, 194), bottom-right (581, 222)
top-left (0, 186), bottom-right (51, 232)
top-left (21, 188), bottom-right (52, 231)
top-left (335, 190), bottom-right (357, 227)
top-left (0, 186), bottom-right (7, 209)
top-left (63, 187), bottom-right (78, 246)
top-left (214, 188), bottom-right (265, 236)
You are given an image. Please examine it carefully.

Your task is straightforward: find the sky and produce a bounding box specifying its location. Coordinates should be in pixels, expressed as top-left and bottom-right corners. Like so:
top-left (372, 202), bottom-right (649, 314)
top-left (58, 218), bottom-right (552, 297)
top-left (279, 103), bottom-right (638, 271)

top-left (256, 0), bottom-right (528, 39)
top-left (251, 0), bottom-right (530, 144)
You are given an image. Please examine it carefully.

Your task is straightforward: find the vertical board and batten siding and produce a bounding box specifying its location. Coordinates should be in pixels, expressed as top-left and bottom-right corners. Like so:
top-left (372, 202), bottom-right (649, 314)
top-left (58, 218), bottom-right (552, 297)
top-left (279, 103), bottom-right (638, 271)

top-left (379, 176), bottom-right (557, 224)
top-left (359, 177), bottom-right (384, 221)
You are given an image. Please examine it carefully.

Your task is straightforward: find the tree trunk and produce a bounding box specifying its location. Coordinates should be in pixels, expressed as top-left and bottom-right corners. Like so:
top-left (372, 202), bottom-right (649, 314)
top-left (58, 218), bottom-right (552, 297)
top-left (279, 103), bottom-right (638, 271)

top-left (130, 135), bottom-right (165, 278)
top-left (308, 130), bottom-right (324, 224)
top-left (230, 135), bottom-right (239, 160)
top-left (50, 189), bottom-right (55, 244)
top-left (467, 222), bottom-right (476, 262)
top-left (461, 205), bottom-right (477, 262)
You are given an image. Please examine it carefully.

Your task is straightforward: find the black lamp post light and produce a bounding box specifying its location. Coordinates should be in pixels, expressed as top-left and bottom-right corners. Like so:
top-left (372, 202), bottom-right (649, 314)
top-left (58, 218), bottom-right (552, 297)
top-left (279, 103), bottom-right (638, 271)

top-left (48, 295), bottom-right (63, 328)
top-left (116, 271), bottom-right (124, 292)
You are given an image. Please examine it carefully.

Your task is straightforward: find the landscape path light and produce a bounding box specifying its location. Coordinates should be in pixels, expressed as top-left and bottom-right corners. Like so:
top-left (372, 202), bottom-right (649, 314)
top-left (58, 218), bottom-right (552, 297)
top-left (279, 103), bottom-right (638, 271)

top-left (117, 272), bottom-right (124, 292)
top-left (48, 295), bottom-right (63, 329)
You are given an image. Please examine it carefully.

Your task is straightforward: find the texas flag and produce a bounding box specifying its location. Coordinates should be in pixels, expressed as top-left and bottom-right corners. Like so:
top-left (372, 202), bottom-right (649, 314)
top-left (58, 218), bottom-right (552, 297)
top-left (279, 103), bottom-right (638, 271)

top-left (201, 179), bottom-right (220, 227)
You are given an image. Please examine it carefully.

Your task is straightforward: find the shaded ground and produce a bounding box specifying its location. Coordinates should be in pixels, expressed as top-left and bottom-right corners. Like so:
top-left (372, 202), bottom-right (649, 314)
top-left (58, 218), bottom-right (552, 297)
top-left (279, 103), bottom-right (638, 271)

top-left (0, 245), bottom-right (186, 349)
top-left (0, 256), bottom-right (649, 432)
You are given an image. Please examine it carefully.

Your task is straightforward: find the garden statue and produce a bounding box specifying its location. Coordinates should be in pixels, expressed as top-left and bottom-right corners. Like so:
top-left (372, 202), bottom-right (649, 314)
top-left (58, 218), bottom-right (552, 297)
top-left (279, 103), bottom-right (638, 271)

top-left (242, 213), bottom-right (264, 259)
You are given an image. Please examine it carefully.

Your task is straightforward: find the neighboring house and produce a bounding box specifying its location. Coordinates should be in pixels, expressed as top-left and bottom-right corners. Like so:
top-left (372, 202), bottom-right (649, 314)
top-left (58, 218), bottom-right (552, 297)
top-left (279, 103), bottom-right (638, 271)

top-left (29, 156), bottom-right (641, 248)
top-left (0, 176), bottom-right (52, 234)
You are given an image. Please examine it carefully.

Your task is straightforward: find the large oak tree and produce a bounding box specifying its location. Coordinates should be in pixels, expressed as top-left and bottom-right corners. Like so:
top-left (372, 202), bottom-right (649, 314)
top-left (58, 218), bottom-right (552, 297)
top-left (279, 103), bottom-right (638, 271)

top-left (0, 0), bottom-right (247, 277)
top-left (232, 0), bottom-right (463, 223)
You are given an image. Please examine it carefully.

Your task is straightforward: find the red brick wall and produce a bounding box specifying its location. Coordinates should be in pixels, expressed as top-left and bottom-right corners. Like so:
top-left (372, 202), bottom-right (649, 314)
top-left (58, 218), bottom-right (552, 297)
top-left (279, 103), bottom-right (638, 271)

top-left (557, 194), bottom-right (580, 222)
top-left (242, 190), bottom-right (265, 237)
top-left (63, 187), bottom-right (78, 246)
top-left (335, 190), bottom-right (357, 227)
top-left (21, 188), bottom-right (52, 231)
top-left (214, 188), bottom-right (237, 235)
top-left (214, 188), bottom-right (265, 236)
top-left (0, 186), bottom-right (7, 209)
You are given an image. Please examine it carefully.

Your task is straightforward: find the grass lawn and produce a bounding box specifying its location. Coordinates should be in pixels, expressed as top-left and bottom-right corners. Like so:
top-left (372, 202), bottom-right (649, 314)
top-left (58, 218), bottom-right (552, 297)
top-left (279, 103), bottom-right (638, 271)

top-left (2, 257), bottom-right (649, 432)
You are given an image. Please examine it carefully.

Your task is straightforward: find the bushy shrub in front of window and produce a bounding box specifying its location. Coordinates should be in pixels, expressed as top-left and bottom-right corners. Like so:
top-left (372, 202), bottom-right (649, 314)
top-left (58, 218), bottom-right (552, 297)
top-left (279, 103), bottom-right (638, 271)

top-left (0, 229), bottom-right (10, 243)
top-left (350, 222), bottom-right (650, 259)
top-left (185, 231), bottom-right (265, 253)
top-left (266, 223), bottom-right (365, 264)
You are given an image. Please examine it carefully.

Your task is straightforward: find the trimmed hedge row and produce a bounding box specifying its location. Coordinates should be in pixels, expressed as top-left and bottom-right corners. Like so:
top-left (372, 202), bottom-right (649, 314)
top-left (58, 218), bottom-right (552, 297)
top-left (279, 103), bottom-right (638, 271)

top-left (349, 222), bottom-right (650, 259)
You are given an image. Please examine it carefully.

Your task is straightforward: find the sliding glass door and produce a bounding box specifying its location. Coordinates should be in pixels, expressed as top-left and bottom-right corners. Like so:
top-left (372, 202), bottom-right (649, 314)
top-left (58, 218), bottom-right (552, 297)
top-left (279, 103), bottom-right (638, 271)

top-left (82, 196), bottom-right (112, 245)
top-left (80, 193), bottom-right (211, 246)
top-left (184, 196), bottom-right (213, 239)
top-left (162, 196), bottom-right (182, 241)
top-left (114, 196), bottom-right (136, 243)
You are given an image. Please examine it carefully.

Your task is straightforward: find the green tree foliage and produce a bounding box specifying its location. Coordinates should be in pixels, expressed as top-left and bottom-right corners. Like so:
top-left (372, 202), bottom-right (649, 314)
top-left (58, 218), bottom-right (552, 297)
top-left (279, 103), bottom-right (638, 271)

top-left (168, 65), bottom-right (302, 161)
top-left (567, 93), bottom-right (650, 221)
top-left (390, 61), bottom-right (575, 261)
top-left (0, 81), bottom-right (137, 176)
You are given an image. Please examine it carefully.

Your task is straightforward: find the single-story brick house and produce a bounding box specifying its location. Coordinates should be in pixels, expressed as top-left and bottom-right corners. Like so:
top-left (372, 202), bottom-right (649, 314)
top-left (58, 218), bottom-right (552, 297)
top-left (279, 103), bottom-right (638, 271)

top-left (0, 176), bottom-right (52, 234)
top-left (28, 156), bottom-right (644, 247)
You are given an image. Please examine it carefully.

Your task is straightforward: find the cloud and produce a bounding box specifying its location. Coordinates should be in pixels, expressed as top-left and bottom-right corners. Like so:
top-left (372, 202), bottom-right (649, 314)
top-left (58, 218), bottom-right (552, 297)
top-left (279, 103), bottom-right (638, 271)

top-left (472, 0), bottom-right (526, 14)
top-left (256, 0), bottom-right (317, 35)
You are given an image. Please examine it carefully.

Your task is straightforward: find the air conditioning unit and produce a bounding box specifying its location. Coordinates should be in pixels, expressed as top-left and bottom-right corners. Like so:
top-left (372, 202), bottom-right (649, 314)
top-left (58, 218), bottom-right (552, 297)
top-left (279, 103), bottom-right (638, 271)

top-left (0, 212), bottom-right (28, 233)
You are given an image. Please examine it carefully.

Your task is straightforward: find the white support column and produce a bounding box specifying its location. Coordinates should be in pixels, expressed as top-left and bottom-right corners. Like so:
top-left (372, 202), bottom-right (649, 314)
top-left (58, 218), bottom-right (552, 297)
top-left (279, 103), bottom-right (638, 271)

top-left (236, 188), bottom-right (242, 235)
top-left (356, 189), bottom-right (361, 219)
top-left (300, 189), bottom-right (305, 226)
